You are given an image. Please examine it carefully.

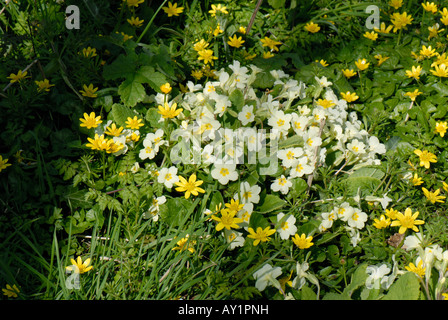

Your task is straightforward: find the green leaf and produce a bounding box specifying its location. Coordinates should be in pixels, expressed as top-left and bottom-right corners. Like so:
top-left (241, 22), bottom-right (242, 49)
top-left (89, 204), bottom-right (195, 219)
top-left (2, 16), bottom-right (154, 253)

top-left (382, 272), bottom-right (420, 300)
top-left (145, 107), bottom-right (164, 129)
top-left (118, 78), bottom-right (145, 107)
top-left (111, 103), bottom-right (135, 127)
top-left (229, 88), bottom-right (245, 111)
top-left (342, 167), bottom-right (384, 196)
top-left (300, 285), bottom-right (317, 300)
top-left (134, 65), bottom-right (167, 91)
top-left (252, 71), bottom-right (275, 89)
top-left (159, 198), bottom-right (192, 227)
top-left (257, 194), bottom-right (286, 213)
top-left (102, 54), bottom-right (136, 80)
top-left (268, 0), bottom-right (286, 9)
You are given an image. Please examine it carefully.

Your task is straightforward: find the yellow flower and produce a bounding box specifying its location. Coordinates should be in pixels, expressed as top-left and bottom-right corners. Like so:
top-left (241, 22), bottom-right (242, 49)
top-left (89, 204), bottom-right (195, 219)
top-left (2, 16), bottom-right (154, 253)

top-left (385, 208), bottom-right (400, 220)
top-left (193, 39), bottom-right (209, 52)
top-left (388, 0), bottom-right (403, 10)
top-left (304, 21), bottom-right (320, 33)
top-left (79, 84), bottom-right (99, 98)
top-left (263, 51), bottom-right (275, 59)
top-left (363, 31), bottom-right (378, 41)
top-left (160, 82), bottom-right (172, 94)
top-left (211, 208), bottom-right (243, 231)
top-left (390, 207), bottom-right (425, 234)
top-left (374, 22), bottom-right (393, 34)
top-left (428, 24), bottom-right (444, 40)
top-left (125, 116), bottom-right (144, 129)
top-left (227, 34), bottom-right (245, 48)
top-left (7, 69), bottom-right (29, 83)
top-left (238, 26), bottom-right (246, 34)
top-left (410, 173), bottom-right (424, 186)
top-left (405, 260), bottom-right (426, 277)
top-left (65, 256), bottom-right (93, 274)
top-left (124, 0), bottom-right (144, 7)
top-left (209, 4), bottom-right (228, 16)
top-left (390, 12), bottom-right (413, 33)
top-left (224, 199), bottom-right (244, 214)
top-left (342, 68), bottom-right (356, 78)
top-left (86, 134), bottom-right (109, 152)
top-left (2, 284), bottom-right (20, 298)
top-left (212, 24), bottom-right (223, 36)
top-left (157, 102), bottom-right (183, 119)
top-left (247, 226), bottom-right (276, 246)
top-left (414, 149), bottom-right (437, 169)
top-left (373, 215), bottom-right (391, 229)
top-left (81, 46), bottom-right (97, 58)
top-left (422, 1), bottom-right (438, 14)
top-left (422, 187), bottom-right (445, 204)
top-left (197, 49), bottom-right (218, 65)
top-left (260, 36), bottom-right (282, 52)
top-left (127, 16), bottom-right (144, 27)
top-left (191, 69), bottom-right (203, 80)
top-left (431, 52), bottom-right (448, 67)
top-left (79, 112), bottom-right (102, 129)
top-left (316, 98), bottom-right (336, 108)
top-left (162, 1), bottom-right (184, 17)
top-left (104, 123), bottom-right (124, 137)
top-left (292, 233), bottom-right (314, 249)
top-left (340, 91), bottom-right (359, 103)
top-left (430, 63), bottom-right (448, 77)
top-left (35, 79), bottom-right (55, 92)
top-left (316, 59), bottom-right (328, 67)
top-left (374, 54), bottom-right (390, 66)
top-left (355, 58), bottom-right (370, 71)
top-left (420, 45), bottom-right (437, 58)
top-left (435, 121), bottom-right (448, 137)
top-left (404, 89), bottom-right (422, 101)
top-left (405, 65), bottom-right (422, 80)
top-left (443, 181), bottom-right (448, 193)
top-left (174, 173), bottom-right (205, 199)
top-left (172, 235), bottom-right (196, 253)
top-left (0, 155), bottom-right (12, 173)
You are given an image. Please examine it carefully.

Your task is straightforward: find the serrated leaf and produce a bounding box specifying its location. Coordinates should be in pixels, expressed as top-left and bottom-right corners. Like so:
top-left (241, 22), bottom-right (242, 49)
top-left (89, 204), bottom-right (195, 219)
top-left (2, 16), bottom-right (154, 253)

top-left (118, 78), bottom-right (145, 107)
top-left (111, 103), bottom-right (135, 127)
top-left (135, 65), bottom-right (167, 90)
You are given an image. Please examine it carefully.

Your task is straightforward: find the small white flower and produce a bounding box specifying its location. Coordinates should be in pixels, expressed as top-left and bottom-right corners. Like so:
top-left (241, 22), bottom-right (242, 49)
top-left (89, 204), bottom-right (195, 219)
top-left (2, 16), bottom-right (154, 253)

top-left (277, 147), bottom-right (303, 168)
top-left (289, 157), bottom-right (314, 178)
top-left (253, 263), bottom-right (282, 292)
top-left (157, 166), bottom-right (179, 188)
top-left (271, 175), bottom-right (292, 194)
top-left (144, 196), bottom-right (166, 221)
top-left (130, 162), bottom-right (140, 173)
top-left (276, 212), bottom-right (297, 240)
top-left (318, 210), bottom-right (337, 231)
top-left (403, 233), bottom-right (424, 251)
top-left (315, 76), bottom-right (332, 88)
top-left (365, 264), bottom-right (391, 289)
top-left (223, 229), bottom-right (245, 250)
top-left (268, 109), bottom-right (292, 132)
top-left (346, 207), bottom-right (368, 229)
top-left (238, 105), bottom-right (255, 126)
top-left (347, 139), bottom-right (366, 155)
top-left (236, 202), bottom-right (253, 230)
top-left (235, 181), bottom-right (261, 204)
top-left (211, 163), bottom-right (238, 185)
